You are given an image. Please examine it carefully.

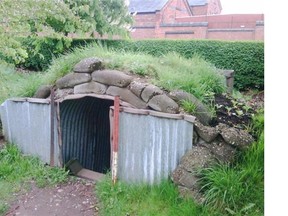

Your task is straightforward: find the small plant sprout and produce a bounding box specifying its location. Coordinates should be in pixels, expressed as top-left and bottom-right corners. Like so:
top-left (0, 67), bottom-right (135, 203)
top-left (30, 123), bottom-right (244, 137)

top-left (215, 103), bottom-right (223, 109)
top-left (243, 104), bottom-right (252, 114)
top-left (235, 109), bottom-right (244, 117)
top-left (225, 106), bottom-right (233, 116)
top-left (181, 100), bottom-right (197, 115)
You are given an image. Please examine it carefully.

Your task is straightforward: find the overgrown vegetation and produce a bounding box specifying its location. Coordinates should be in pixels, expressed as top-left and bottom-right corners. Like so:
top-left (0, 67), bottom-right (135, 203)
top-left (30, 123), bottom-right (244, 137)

top-left (0, 144), bottom-right (69, 215)
top-left (95, 110), bottom-right (264, 216)
top-left (0, 41), bottom-right (264, 216)
top-left (199, 110), bottom-right (264, 215)
top-left (10, 38), bottom-right (264, 90)
top-left (96, 175), bottom-right (212, 216)
top-left (0, 62), bottom-right (42, 104)
top-left (0, 43), bottom-right (227, 113)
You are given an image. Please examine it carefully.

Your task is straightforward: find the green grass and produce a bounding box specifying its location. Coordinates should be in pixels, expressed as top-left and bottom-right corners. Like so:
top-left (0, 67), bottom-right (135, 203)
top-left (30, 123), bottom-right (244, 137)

top-left (199, 112), bottom-right (264, 215)
top-left (0, 43), bottom-right (226, 110)
top-left (96, 174), bottom-right (214, 216)
top-left (0, 43), bottom-right (263, 216)
top-left (0, 62), bottom-right (42, 104)
top-left (0, 144), bottom-right (69, 215)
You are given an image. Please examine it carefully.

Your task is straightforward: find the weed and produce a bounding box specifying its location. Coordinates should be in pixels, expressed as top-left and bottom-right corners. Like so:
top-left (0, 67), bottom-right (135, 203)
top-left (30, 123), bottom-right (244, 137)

top-left (1, 44), bottom-right (226, 118)
top-left (96, 174), bottom-right (213, 216)
top-left (0, 144), bottom-right (69, 215)
top-left (181, 100), bottom-right (197, 115)
top-left (199, 112), bottom-right (264, 215)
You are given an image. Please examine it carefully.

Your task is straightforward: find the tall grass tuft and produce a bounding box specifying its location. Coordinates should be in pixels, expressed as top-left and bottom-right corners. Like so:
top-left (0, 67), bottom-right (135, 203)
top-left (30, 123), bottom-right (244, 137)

top-left (1, 44), bottom-right (226, 111)
top-left (0, 62), bottom-right (43, 104)
top-left (199, 112), bottom-right (264, 215)
top-left (96, 174), bottom-right (213, 216)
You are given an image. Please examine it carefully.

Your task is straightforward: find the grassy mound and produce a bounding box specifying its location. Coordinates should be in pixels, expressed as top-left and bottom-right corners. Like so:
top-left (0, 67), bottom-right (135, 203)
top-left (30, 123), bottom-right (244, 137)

top-left (0, 43), bottom-right (226, 107)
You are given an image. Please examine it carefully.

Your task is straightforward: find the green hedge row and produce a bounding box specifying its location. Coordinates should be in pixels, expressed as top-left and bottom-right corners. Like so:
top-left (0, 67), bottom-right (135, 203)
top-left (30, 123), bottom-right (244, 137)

top-left (16, 38), bottom-right (264, 90)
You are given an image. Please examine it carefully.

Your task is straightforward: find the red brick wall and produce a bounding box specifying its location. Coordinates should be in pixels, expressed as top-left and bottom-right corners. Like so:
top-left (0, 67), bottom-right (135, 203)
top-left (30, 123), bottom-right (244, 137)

top-left (207, 0), bottom-right (222, 15)
top-left (161, 0), bottom-right (191, 23)
top-left (255, 25), bottom-right (264, 41)
top-left (208, 30), bottom-right (255, 41)
top-left (163, 26), bottom-right (207, 39)
top-left (129, 1), bottom-right (264, 41)
top-left (130, 28), bottom-right (156, 39)
top-left (190, 5), bottom-right (208, 15)
top-left (133, 13), bottom-right (157, 27)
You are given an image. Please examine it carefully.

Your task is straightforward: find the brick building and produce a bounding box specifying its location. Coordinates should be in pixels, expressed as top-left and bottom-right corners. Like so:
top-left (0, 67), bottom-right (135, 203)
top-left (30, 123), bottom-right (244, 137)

top-left (128, 0), bottom-right (264, 41)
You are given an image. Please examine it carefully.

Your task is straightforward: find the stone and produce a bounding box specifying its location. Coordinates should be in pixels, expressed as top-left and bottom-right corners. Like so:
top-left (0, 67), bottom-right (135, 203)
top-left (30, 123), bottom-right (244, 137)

top-left (74, 82), bottom-right (107, 94)
top-left (219, 69), bottom-right (235, 94)
top-left (217, 123), bottom-right (254, 150)
top-left (148, 95), bottom-right (179, 114)
top-left (169, 90), bottom-right (213, 125)
top-left (179, 146), bottom-right (215, 172)
top-left (92, 70), bottom-right (132, 87)
top-left (172, 166), bottom-right (199, 189)
top-left (129, 81), bottom-right (148, 98)
top-left (193, 131), bottom-right (199, 145)
top-left (73, 57), bottom-right (103, 73)
top-left (200, 140), bottom-right (236, 163)
top-left (194, 120), bottom-right (219, 143)
top-left (55, 88), bottom-right (74, 99)
top-left (141, 84), bottom-right (163, 102)
top-left (34, 85), bottom-right (51, 98)
top-left (171, 146), bottom-right (215, 205)
top-left (56, 73), bottom-right (91, 89)
top-left (106, 86), bottom-right (147, 109)
top-left (177, 186), bottom-right (205, 205)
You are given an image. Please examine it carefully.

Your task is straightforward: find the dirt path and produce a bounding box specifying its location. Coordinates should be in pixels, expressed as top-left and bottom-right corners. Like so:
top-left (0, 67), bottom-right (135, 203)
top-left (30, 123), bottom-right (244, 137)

top-left (5, 178), bottom-right (99, 216)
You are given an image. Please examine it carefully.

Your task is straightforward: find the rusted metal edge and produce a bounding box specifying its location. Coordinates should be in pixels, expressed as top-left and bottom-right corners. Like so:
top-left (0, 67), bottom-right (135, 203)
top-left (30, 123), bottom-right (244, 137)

top-left (109, 108), bottom-right (114, 171)
top-left (50, 88), bottom-right (55, 166)
top-left (112, 96), bottom-right (120, 184)
top-left (149, 110), bottom-right (184, 120)
top-left (121, 107), bottom-right (149, 115)
top-left (56, 94), bottom-right (135, 108)
top-left (183, 115), bottom-right (196, 123)
top-left (6, 98), bottom-right (50, 104)
top-left (56, 101), bottom-right (63, 167)
top-left (112, 106), bottom-right (196, 122)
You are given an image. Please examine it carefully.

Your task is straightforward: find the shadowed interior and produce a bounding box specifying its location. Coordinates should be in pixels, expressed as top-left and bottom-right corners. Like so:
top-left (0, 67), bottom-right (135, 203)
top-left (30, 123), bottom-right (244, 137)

top-left (60, 96), bottom-right (113, 173)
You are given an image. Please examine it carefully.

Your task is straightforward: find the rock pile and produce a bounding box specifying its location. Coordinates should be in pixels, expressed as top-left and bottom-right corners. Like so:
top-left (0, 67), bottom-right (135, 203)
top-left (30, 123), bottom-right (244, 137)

top-left (34, 57), bottom-right (211, 119)
top-left (171, 119), bottom-right (254, 204)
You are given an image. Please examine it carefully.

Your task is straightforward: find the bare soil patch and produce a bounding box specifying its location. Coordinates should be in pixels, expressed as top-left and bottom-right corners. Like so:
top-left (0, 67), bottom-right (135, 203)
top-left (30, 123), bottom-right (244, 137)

top-left (5, 178), bottom-right (99, 216)
top-left (211, 91), bottom-right (264, 129)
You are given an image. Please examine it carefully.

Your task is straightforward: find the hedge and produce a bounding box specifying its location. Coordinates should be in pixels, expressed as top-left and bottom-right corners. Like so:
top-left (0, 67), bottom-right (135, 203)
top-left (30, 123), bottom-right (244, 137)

top-left (15, 38), bottom-right (264, 90)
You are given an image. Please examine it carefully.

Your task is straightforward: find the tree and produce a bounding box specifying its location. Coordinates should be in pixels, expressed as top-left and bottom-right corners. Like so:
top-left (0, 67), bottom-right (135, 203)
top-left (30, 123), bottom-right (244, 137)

top-left (64, 0), bottom-right (133, 37)
top-left (0, 0), bottom-right (132, 64)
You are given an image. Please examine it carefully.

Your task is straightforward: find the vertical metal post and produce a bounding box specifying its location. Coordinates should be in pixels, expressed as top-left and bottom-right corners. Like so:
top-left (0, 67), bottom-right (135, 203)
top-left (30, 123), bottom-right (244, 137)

top-left (50, 87), bottom-right (55, 166)
top-left (112, 96), bottom-right (120, 184)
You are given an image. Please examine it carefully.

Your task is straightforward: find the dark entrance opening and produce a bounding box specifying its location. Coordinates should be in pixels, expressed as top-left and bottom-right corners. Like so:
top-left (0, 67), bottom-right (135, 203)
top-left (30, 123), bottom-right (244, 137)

top-left (60, 96), bottom-right (113, 173)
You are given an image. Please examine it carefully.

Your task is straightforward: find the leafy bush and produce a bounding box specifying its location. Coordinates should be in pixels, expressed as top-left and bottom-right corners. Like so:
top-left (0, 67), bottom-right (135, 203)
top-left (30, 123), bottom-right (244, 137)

top-left (104, 39), bottom-right (264, 90)
top-left (17, 37), bottom-right (73, 71)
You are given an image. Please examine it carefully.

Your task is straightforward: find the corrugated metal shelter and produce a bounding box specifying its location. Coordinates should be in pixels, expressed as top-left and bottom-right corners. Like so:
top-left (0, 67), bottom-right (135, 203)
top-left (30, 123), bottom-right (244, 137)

top-left (0, 95), bottom-right (195, 184)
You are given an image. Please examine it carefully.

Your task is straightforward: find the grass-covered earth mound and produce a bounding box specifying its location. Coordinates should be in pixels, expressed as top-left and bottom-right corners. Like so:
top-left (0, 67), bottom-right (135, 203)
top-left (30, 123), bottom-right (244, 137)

top-left (0, 43), bottom-right (264, 216)
top-left (1, 43), bottom-right (260, 129)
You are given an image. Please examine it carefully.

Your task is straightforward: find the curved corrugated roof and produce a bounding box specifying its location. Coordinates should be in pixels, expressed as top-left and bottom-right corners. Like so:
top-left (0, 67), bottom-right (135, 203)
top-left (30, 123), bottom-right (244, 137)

top-left (188, 0), bottom-right (208, 6)
top-left (129, 0), bottom-right (169, 13)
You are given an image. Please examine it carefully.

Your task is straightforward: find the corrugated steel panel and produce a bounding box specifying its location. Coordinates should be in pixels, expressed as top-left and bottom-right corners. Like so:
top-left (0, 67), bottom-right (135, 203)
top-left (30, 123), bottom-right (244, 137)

top-left (60, 96), bottom-right (113, 173)
top-left (117, 112), bottom-right (193, 184)
top-left (0, 99), bottom-right (59, 165)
